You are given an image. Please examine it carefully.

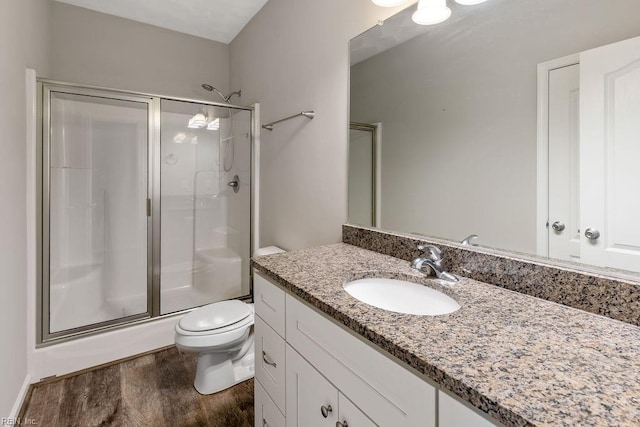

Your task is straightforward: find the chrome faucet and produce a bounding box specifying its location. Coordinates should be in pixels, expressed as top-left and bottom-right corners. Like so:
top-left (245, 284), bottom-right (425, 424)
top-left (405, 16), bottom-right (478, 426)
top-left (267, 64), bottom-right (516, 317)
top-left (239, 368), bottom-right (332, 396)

top-left (411, 244), bottom-right (459, 282)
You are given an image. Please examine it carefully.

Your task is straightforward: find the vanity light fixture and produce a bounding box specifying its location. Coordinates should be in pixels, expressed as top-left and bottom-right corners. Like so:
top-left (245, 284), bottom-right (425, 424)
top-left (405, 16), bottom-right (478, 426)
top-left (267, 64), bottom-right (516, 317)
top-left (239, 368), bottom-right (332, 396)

top-left (372, 0), bottom-right (409, 6)
top-left (187, 112), bottom-right (208, 129)
top-left (412, 0), bottom-right (452, 25)
top-left (454, 0), bottom-right (487, 4)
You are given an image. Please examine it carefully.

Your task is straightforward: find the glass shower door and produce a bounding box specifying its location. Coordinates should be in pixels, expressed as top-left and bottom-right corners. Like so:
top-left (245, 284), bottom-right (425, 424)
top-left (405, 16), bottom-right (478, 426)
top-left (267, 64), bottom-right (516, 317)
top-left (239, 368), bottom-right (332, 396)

top-left (45, 87), bottom-right (151, 336)
top-left (160, 99), bottom-right (252, 314)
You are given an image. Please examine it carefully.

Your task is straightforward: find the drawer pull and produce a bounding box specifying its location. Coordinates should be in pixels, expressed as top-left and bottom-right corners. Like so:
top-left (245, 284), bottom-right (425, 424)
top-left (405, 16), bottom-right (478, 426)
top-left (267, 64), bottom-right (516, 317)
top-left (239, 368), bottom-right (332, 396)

top-left (262, 351), bottom-right (277, 368)
top-left (321, 404), bottom-right (333, 418)
top-left (336, 421), bottom-right (348, 427)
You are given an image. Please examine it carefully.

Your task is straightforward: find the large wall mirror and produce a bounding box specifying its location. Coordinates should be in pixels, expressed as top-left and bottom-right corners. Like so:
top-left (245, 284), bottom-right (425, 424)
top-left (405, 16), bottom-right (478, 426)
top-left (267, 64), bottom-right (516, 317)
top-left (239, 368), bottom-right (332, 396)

top-left (348, 0), bottom-right (640, 277)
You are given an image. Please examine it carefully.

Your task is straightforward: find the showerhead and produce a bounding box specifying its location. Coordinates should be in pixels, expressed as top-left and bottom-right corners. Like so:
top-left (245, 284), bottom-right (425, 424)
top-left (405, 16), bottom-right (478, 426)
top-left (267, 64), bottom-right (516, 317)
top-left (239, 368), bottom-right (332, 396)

top-left (201, 83), bottom-right (241, 103)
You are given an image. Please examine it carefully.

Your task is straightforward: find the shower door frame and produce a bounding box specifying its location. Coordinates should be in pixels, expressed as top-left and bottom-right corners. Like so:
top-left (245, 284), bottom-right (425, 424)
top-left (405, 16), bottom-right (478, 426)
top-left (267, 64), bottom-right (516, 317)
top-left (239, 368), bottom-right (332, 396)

top-left (37, 79), bottom-right (255, 345)
top-left (349, 122), bottom-right (378, 227)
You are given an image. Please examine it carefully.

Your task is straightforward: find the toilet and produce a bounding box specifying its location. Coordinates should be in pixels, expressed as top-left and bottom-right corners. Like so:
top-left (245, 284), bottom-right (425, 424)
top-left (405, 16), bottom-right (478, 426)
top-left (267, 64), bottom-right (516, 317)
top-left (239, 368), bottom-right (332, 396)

top-left (175, 246), bottom-right (285, 395)
top-left (175, 299), bottom-right (255, 395)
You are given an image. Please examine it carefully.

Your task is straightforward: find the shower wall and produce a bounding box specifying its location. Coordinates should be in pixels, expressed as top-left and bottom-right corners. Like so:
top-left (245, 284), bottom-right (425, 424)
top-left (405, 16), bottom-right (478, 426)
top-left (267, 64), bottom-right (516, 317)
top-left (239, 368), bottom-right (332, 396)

top-left (160, 111), bottom-right (229, 314)
top-left (160, 111), bottom-right (220, 292)
top-left (160, 102), bottom-right (252, 315)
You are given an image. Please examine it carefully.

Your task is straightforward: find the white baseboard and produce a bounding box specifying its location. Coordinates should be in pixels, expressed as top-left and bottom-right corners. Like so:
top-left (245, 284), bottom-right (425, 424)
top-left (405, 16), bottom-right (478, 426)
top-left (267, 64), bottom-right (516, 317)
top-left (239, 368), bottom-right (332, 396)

top-left (8, 375), bottom-right (32, 420)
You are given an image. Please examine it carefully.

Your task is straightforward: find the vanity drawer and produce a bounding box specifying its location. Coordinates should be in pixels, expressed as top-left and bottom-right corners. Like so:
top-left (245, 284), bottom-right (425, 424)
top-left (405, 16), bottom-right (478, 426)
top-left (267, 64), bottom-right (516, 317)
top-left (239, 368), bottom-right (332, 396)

top-left (254, 271), bottom-right (286, 338)
top-left (255, 379), bottom-right (285, 427)
top-left (255, 315), bottom-right (286, 413)
top-left (285, 294), bottom-right (436, 426)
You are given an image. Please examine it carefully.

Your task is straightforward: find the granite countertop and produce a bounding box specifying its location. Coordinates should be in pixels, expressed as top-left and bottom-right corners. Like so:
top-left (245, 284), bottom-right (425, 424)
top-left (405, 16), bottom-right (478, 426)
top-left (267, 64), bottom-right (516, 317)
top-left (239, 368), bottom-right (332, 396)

top-left (252, 243), bottom-right (640, 427)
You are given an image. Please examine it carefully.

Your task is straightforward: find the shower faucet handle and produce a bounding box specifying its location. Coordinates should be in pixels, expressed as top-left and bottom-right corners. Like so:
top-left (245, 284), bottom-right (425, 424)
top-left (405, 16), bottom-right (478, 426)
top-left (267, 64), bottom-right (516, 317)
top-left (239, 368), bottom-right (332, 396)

top-left (227, 175), bottom-right (240, 193)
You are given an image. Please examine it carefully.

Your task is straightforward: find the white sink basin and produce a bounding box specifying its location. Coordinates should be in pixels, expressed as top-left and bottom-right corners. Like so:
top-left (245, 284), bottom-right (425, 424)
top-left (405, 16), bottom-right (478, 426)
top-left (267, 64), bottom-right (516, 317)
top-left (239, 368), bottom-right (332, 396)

top-left (343, 278), bottom-right (461, 316)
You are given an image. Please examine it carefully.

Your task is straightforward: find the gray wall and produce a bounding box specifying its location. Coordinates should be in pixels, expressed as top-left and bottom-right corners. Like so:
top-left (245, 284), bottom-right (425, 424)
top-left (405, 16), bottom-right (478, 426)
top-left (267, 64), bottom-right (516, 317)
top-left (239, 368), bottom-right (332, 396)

top-left (0, 2), bottom-right (232, 413)
top-left (351, 0), bottom-right (640, 254)
top-left (0, 0), bottom-right (50, 417)
top-left (51, 2), bottom-right (230, 99)
top-left (229, 0), bottom-right (410, 250)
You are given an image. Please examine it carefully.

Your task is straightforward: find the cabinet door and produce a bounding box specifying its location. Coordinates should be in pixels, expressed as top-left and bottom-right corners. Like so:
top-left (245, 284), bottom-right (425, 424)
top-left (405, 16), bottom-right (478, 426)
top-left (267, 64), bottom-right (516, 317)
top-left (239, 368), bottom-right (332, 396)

top-left (255, 380), bottom-right (286, 427)
top-left (286, 345), bottom-right (338, 427)
top-left (255, 315), bottom-right (286, 412)
top-left (337, 393), bottom-right (376, 427)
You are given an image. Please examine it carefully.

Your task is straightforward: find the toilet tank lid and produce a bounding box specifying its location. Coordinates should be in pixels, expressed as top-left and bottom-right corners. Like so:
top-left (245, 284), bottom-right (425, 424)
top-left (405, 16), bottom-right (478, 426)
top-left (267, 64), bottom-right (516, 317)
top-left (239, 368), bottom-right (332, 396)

top-left (179, 300), bottom-right (251, 332)
top-left (253, 246), bottom-right (285, 257)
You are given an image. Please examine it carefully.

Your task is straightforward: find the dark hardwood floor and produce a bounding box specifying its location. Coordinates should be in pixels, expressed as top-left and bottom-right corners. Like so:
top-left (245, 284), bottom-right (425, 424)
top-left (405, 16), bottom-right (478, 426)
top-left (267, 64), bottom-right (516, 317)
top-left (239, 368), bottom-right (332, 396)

top-left (20, 346), bottom-right (254, 427)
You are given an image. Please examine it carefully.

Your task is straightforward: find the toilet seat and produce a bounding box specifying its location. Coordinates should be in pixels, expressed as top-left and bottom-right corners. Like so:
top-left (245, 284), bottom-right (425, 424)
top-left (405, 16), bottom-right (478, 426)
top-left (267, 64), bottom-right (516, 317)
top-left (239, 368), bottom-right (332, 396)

top-left (176, 313), bottom-right (253, 337)
top-left (175, 301), bottom-right (254, 352)
top-left (179, 300), bottom-right (251, 333)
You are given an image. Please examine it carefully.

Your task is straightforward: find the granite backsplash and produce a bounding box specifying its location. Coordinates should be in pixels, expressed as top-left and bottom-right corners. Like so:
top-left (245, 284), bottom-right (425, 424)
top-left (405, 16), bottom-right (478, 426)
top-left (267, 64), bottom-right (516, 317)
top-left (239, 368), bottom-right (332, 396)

top-left (343, 224), bottom-right (640, 326)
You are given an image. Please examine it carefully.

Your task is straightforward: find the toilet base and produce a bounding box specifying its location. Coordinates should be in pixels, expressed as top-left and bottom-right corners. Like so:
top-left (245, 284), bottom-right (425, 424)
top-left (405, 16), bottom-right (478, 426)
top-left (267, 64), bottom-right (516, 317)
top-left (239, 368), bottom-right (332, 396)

top-left (193, 338), bottom-right (255, 395)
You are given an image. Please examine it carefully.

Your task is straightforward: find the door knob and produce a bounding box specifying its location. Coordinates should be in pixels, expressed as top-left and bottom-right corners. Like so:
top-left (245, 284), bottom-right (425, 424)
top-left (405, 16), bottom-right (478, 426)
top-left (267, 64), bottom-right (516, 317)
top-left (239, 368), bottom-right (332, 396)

top-left (321, 405), bottom-right (333, 418)
top-left (585, 228), bottom-right (600, 240)
top-left (551, 221), bottom-right (565, 232)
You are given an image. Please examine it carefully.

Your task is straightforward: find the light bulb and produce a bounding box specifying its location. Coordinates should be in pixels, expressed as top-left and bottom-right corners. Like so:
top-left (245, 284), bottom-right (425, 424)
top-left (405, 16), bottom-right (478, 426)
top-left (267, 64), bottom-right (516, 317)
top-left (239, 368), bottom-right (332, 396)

top-left (454, 0), bottom-right (487, 4)
top-left (412, 0), bottom-right (451, 25)
top-left (372, 0), bottom-right (409, 7)
top-left (187, 113), bottom-right (208, 129)
top-left (207, 118), bottom-right (220, 130)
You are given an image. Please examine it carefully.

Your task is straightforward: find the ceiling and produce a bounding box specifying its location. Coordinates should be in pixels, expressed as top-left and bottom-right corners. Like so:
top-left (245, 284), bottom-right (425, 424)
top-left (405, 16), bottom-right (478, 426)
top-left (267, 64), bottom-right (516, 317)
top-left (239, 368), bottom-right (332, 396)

top-left (56, 0), bottom-right (269, 44)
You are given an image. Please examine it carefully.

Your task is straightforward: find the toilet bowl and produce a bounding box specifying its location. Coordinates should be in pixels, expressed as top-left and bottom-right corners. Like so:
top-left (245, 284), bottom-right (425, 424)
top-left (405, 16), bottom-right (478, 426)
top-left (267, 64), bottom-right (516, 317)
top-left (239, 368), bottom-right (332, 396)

top-left (175, 299), bottom-right (255, 395)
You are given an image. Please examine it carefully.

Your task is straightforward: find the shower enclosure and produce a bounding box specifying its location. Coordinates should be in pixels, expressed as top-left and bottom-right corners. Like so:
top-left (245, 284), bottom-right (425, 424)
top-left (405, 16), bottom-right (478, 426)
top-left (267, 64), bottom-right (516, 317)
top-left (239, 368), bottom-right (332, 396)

top-left (38, 81), bottom-right (253, 343)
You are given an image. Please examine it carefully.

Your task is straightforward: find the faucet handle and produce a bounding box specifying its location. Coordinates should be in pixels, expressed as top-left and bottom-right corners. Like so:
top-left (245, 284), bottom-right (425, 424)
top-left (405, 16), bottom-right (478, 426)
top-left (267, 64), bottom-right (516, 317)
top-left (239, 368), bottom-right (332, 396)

top-left (417, 244), bottom-right (442, 261)
top-left (461, 234), bottom-right (478, 246)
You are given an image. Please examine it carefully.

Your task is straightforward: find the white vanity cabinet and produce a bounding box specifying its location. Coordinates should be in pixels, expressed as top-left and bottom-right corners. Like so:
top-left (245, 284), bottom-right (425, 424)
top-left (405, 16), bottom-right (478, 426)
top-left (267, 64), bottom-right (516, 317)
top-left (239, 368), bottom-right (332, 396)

top-left (253, 270), bottom-right (499, 427)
